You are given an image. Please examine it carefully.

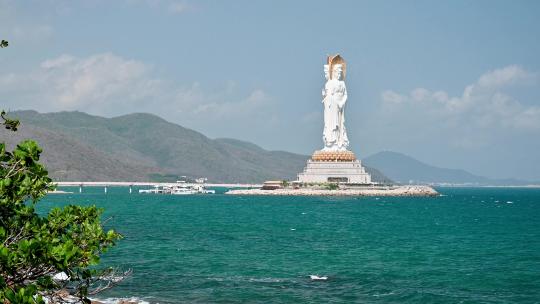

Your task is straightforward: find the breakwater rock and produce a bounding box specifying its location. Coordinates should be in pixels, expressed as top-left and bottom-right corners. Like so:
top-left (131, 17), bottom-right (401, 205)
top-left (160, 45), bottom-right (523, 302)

top-left (225, 185), bottom-right (439, 197)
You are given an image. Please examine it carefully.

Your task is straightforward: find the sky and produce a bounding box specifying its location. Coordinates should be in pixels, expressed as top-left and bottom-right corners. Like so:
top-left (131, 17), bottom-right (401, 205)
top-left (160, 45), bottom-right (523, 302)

top-left (1, 0), bottom-right (540, 180)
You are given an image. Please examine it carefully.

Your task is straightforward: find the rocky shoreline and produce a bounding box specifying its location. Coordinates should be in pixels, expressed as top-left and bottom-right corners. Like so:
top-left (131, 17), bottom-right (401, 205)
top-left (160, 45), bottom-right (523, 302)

top-left (91, 299), bottom-right (143, 304)
top-left (225, 185), bottom-right (439, 196)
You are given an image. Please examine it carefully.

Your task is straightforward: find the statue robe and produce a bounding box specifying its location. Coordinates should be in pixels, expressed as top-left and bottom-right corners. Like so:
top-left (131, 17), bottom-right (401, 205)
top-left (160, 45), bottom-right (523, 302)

top-left (323, 79), bottom-right (349, 150)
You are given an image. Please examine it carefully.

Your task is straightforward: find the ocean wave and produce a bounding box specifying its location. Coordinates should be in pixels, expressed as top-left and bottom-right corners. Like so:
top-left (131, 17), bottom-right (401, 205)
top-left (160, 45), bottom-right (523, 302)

top-left (208, 276), bottom-right (286, 283)
top-left (248, 277), bottom-right (284, 283)
top-left (90, 297), bottom-right (150, 304)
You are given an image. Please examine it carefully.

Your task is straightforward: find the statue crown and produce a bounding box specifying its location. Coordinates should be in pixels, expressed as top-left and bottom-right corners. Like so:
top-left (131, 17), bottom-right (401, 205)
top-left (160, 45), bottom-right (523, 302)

top-left (326, 54), bottom-right (346, 80)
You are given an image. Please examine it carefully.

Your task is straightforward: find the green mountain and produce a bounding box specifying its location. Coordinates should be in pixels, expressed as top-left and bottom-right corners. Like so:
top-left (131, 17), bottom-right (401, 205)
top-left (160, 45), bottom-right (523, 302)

top-left (1, 110), bottom-right (391, 183)
top-left (1, 111), bottom-right (306, 182)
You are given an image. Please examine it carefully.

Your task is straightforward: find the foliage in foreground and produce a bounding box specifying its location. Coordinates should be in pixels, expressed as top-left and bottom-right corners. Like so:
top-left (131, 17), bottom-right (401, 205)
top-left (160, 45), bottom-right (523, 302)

top-left (1, 111), bottom-right (124, 303)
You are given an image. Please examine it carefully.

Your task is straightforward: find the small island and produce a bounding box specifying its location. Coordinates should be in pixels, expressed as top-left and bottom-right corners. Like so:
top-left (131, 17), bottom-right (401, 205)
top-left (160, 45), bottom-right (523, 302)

top-left (226, 184), bottom-right (438, 197)
top-left (225, 55), bottom-right (438, 197)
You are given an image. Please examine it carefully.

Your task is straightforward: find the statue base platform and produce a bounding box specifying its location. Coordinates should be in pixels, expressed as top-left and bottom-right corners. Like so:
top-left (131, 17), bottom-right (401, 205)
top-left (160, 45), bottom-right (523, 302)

top-left (297, 150), bottom-right (372, 184)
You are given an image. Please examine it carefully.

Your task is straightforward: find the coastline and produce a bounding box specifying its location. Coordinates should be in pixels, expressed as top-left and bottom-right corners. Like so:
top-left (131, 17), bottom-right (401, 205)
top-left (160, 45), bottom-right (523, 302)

top-left (225, 185), bottom-right (439, 197)
top-left (47, 189), bottom-right (73, 194)
top-left (54, 181), bottom-right (261, 188)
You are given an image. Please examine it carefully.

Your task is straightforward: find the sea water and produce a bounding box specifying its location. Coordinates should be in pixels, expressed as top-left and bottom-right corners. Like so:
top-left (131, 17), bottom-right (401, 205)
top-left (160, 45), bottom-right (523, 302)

top-left (38, 187), bottom-right (540, 303)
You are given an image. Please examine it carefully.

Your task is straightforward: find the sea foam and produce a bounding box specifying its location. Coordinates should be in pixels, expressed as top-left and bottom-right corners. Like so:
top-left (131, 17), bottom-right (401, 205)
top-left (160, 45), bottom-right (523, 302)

top-left (90, 297), bottom-right (150, 304)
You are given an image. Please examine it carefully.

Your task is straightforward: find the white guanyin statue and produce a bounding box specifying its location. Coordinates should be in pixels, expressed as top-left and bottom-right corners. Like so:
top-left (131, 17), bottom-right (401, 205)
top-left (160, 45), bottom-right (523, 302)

top-left (297, 54), bottom-right (372, 184)
top-left (322, 56), bottom-right (349, 151)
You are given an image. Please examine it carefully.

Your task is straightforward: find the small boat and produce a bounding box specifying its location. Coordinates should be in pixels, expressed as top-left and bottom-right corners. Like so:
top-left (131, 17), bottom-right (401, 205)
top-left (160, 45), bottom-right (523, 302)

top-left (192, 184), bottom-right (215, 194)
top-left (139, 182), bottom-right (215, 195)
top-left (170, 184), bottom-right (198, 195)
top-left (139, 185), bottom-right (169, 194)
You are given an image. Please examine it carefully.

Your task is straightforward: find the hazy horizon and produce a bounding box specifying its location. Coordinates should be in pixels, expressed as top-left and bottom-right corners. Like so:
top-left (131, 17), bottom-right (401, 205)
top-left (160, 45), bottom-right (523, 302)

top-left (2, 1), bottom-right (540, 180)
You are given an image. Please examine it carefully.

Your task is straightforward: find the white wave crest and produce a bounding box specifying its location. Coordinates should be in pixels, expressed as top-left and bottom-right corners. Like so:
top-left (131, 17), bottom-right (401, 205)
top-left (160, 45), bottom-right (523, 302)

top-left (89, 297), bottom-right (150, 304)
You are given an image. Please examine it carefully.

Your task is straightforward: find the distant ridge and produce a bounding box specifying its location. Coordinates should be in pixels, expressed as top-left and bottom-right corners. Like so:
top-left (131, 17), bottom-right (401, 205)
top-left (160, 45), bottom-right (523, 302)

top-left (363, 151), bottom-right (532, 186)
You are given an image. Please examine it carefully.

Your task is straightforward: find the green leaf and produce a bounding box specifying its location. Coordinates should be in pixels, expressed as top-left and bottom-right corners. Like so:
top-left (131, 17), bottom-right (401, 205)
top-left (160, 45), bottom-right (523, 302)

top-left (1, 109), bottom-right (122, 300)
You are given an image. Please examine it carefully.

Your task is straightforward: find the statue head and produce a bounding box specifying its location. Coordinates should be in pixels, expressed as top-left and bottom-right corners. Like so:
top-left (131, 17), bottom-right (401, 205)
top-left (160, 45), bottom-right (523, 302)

top-left (332, 64), bottom-right (343, 80)
top-left (327, 54), bottom-right (346, 80)
top-left (323, 65), bottom-right (330, 80)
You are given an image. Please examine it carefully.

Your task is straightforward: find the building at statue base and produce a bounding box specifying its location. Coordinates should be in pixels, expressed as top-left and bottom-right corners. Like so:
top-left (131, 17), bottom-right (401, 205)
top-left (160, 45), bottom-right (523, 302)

top-left (297, 150), bottom-right (372, 184)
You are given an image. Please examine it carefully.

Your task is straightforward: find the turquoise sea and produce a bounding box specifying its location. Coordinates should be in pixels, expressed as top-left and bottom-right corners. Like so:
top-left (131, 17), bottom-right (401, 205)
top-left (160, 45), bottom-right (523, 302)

top-left (39, 187), bottom-right (540, 303)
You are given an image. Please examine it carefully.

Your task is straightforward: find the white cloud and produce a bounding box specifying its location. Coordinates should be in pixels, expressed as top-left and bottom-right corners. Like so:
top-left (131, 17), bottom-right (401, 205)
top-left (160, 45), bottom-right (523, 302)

top-left (123, 0), bottom-right (193, 14)
top-left (368, 64), bottom-right (540, 171)
top-left (40, 54), bottom-right (75, 69)
top-left (381, 90), bottom-right (404, 105)
top-left (0, 1), bottom-right (54, 45)
top-left (191, 89), bottom-right (270, 116)
top-left (0, 52), bottom-right (274, 131)
top-left (410, 88), bottom-right (431, 102)
top-left (477, 65), bottom-right (534, 88)
top-left (1, 53), bottom-right (151, 111)
top-left (379, 65), bottom-right (540, 130)
top-left (168, 1), bottom-right (189, 14)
